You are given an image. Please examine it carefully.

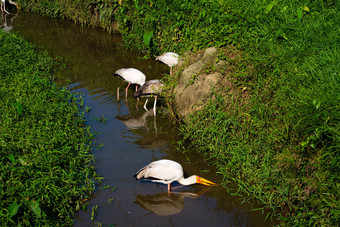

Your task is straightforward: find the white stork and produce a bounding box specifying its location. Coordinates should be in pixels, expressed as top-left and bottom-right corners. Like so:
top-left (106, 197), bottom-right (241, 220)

top-left (114, 68), bottom-right (146, 99)
top-left (156, 52), bottom-right (179, 76)
top-left (135, 159), bottom-right (216, 192)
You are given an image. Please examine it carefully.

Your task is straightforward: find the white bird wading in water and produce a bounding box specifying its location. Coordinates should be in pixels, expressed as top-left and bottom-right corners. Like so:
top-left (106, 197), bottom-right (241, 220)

top-left (1, 0), bottom-right (19, 14)
top-left (134, 79), bottom-right (164, 115)
top-left (135, 159), bottom-right (216, 193)
top-left (155, 52), bottom-right (179, 76)
top-left (114, 68), bottom-right (146, 99)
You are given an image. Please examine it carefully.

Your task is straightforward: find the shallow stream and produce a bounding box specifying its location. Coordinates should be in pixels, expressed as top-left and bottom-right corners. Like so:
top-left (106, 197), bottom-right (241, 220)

top-left (2, 11), bottom-right (276, 226)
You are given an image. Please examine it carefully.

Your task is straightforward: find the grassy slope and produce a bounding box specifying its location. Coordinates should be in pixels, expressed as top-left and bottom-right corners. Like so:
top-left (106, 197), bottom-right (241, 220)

top-left (17, 0), bottom-right (340, 225)
top-left (0, 31), bottom-right (97, 225)
top-left (117, 1), bottom-right (339, 224)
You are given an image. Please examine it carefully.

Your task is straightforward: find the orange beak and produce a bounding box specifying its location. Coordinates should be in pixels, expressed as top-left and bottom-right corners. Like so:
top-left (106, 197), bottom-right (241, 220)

top-left (196, 176), bottom-right (216, 186)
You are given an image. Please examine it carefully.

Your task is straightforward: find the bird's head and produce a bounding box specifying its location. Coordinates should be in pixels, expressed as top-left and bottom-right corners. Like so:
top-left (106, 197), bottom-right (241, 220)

top-left (13, 2), bottom-right (20, 10)
top-left (195, 176), bottom-right (216, 186)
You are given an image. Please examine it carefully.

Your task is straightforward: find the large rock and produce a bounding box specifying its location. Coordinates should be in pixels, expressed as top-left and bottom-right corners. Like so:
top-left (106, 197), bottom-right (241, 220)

top-left (173, 47), bottom-right (225, 120)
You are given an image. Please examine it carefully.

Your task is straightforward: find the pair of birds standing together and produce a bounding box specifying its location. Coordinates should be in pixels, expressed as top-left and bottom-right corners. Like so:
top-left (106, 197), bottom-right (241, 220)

top-left (114, 52), bottom-right (179, 115)
top-left (116, 53), bottom-right (217, 192)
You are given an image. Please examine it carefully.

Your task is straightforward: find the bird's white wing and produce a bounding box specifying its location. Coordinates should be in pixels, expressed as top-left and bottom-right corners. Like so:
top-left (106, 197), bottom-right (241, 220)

top-left (156, 53), bottom-right (179, 67)
top-left (136, 160), bottom-right (183, 184)
top-left (115, 68), bottom-right (146, 85)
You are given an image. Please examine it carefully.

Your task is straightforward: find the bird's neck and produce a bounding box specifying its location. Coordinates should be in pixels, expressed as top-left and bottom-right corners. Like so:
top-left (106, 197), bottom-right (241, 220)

top-left (177, 175), bottom-right (197, 186)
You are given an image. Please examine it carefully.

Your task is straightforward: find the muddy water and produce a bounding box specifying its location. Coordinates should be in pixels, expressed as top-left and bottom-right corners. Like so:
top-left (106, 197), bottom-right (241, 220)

top-left (3, 11), bottom-right (276, 226)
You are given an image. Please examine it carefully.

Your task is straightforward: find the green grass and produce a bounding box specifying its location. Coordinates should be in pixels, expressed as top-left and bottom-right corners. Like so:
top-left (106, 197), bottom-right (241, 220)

top-left (169, 1), bottom-right (340, 225)
top-left (116, 0), bottom-right (340, 225)
top-left (0, 31), bottom-right (98, 225)
top-left (20, 0), bottom-right (120, 33)
top-left (16, 0), bottom-right (340, 225)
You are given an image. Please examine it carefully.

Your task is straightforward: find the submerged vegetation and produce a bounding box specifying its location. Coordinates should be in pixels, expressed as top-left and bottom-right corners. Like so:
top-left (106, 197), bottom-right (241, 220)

top-left (10, 0), bottom-right (340, 225)
top-left (0, 31), bottom-right (98, 225)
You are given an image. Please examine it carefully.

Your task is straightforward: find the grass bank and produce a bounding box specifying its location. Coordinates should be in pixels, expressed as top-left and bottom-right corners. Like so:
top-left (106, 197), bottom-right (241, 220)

top-left (115, 1), bottom-right (339, 224)
top-left (17, 0), bottom-right (339, 225)
top-left (0, 31), bottom-right (98, 225)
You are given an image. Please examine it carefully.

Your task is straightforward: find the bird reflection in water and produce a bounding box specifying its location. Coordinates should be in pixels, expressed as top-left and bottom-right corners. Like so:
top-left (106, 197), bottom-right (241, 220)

top-left (1, 10), bottom-right (18, 32)
top-left (116, 111), bottom-right (152, 130)
top-left (116, 109), bottom-right (159, 134)
top-left (135, 187), bottom-right (211, 216)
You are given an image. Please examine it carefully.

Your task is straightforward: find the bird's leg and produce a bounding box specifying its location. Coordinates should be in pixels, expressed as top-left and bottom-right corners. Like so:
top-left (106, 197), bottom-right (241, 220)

top-left (170, 67), bottom-right (172, 76)
top-left (153, 96), bottom-right (157, 116)
top-left (154, 115), bottom-right (157, 134)
top-left (117, 87), bottom-right (120, 100)
top-left (135, 85), bottom-right (140, 102)
top-left (3, 1), bottom-right (9, 14)
top-left (143, 98), bottom-right (149, 112)
top-left (168, 183), bottom-right (171, 193)
top-left (125, 83), bottom-right (130, 99)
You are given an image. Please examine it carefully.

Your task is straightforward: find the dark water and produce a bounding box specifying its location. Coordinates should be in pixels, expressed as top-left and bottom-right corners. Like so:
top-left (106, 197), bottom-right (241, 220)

top-left (2, 11), bottom-right (277, 226)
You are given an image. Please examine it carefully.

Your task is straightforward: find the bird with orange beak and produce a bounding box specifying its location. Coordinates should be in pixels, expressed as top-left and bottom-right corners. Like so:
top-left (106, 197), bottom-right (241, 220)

top-left (135, 159), bottom-right (216, 192)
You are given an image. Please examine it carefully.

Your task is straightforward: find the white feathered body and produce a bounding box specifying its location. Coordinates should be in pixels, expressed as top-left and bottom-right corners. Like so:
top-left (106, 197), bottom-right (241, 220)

top-left (115, 68), bottom-right (146, 86)
top-left (156, 52), bottom-right (179, 68)
top-left (136, 159), bottom-right (184, 184)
